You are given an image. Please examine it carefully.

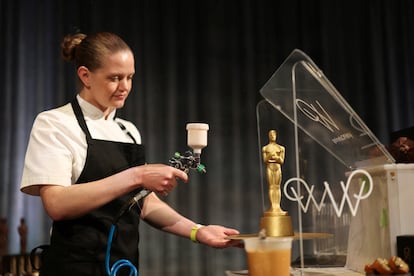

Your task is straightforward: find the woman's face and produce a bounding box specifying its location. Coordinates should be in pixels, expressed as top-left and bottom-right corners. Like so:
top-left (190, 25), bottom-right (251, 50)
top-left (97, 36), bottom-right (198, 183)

top-left (80, 50), bottom-right (135, 113)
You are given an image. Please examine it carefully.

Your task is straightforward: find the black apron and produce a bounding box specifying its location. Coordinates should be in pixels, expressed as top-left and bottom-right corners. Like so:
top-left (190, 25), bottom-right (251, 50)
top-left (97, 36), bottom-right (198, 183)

top-left (40, 98), bottom-right (145, 276)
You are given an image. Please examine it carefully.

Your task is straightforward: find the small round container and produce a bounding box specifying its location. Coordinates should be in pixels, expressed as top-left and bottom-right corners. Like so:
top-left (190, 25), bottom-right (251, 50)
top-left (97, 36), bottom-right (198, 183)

top-left (244, 237), bottom-right (293, 276)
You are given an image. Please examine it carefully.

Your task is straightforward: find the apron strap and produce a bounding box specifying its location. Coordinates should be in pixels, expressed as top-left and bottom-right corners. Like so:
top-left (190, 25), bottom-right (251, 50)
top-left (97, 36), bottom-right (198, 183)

top-left (71, 97), bottom-right (93, 141)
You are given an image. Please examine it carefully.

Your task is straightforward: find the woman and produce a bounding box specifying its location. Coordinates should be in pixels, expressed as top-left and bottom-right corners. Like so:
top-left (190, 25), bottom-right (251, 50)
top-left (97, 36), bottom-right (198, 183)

top-left (21, 32), bottom-right (239, 275)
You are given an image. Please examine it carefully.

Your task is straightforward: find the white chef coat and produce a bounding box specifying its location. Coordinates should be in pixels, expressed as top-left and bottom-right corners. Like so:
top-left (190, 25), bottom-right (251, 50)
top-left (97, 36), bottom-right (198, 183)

top-left (20, 95), bottom-right (142, 196)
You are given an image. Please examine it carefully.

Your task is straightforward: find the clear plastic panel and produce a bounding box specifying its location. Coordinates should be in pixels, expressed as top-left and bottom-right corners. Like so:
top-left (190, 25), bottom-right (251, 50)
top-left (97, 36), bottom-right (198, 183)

top-left (259, 49), bottom-right (394, 170)
top-left (256, 49), bottom-right (394, 270)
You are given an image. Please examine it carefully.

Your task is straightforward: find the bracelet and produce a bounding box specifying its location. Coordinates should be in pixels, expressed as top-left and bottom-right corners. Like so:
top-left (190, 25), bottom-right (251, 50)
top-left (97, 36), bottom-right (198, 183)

top-left (190, 224), bottom-right (204, 243)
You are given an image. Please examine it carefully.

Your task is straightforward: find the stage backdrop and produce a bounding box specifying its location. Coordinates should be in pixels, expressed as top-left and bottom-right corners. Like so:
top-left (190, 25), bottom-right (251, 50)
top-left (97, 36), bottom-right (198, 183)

top-left (1, 0), bottom-right (414, 275)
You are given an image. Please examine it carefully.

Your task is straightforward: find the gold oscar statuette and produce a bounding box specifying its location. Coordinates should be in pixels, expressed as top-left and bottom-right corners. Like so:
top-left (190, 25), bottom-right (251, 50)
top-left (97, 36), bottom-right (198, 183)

top-left (260, 130), bottom-right (294, 237)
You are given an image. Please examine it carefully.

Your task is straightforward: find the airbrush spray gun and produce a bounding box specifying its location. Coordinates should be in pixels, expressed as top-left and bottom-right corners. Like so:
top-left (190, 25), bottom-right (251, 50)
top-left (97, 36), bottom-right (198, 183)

top-left (118, 123), bottom-right (210, 215)
top-left (170, 123), bottom-right (209, 173)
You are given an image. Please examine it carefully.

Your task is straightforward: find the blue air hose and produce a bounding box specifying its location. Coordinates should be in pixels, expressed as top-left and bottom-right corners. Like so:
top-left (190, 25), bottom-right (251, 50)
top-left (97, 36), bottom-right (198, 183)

top-left (105, 224), bottom-right (138, 276)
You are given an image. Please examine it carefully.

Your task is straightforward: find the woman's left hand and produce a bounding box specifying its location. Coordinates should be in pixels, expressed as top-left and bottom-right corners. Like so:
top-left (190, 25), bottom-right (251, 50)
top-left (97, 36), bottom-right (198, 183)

top-left (196, 225), bottom-right (242, 248)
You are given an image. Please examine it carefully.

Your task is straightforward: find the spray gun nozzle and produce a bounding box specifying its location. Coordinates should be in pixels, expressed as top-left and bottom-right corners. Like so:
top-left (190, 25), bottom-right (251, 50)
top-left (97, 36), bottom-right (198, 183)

top-left (196, 163), bottom-right (206, 173)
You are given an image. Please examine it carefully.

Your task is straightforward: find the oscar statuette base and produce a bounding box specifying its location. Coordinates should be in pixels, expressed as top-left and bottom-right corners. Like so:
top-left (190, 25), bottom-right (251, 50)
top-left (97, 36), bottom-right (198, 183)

top-left (260, 212), bottom-right (294, 237)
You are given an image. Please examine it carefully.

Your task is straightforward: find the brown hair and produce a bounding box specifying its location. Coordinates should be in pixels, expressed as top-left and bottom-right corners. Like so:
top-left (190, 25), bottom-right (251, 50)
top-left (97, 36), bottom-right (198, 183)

top-left (61, 32), bottom-right (132, 71)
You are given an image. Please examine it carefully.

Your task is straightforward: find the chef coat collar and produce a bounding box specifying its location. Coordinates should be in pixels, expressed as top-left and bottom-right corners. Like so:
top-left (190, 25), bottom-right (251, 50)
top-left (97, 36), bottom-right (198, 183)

top-left (76, 94), bottom-right (117, 121)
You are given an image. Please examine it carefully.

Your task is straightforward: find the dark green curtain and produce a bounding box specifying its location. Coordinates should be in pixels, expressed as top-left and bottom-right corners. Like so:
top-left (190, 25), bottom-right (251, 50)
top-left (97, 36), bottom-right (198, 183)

top-left (1, 0), bottom-right (414, 275)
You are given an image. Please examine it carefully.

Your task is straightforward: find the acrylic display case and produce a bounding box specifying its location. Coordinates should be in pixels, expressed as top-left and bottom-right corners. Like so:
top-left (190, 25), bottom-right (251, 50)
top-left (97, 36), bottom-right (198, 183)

top-left (256, 49), bottom-right (414, 274)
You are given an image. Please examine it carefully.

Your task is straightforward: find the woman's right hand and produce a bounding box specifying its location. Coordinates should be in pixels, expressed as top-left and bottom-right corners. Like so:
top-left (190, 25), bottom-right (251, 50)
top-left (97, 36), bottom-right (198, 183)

top-left (136, 164), bottom-right (188, 196)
